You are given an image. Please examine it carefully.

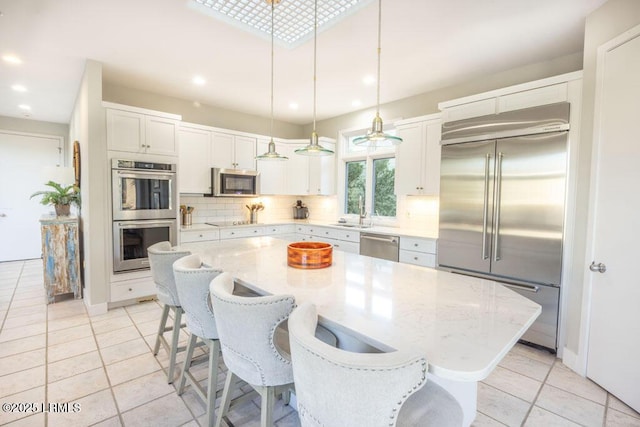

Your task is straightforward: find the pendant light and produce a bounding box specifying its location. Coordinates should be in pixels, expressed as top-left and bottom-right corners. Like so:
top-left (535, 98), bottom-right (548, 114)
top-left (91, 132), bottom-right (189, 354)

top-left (256, 0), bottom-right (288, 161)
top-left (295, 0), bottom-right (334, 157)
top-left (353, 0), bottom-right (402, 148)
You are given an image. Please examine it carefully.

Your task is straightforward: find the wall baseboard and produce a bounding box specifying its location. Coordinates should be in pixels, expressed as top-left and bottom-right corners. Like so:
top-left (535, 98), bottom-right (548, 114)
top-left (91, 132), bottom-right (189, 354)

top-left (562, 346), bottom-right (587, 376)
top-left (84, 300), bottom-right (108, 317)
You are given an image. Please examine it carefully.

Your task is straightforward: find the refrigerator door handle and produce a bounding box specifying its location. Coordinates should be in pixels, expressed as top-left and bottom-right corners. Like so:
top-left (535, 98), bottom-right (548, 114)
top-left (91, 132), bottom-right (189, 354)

top-left (493, 152), bottom-right (504, 262)
top-left (482, 153), bottom-right (491, 260)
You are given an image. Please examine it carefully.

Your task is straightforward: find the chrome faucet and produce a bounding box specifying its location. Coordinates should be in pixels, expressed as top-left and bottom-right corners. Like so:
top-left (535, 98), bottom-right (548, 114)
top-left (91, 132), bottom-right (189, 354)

top-left (358, 196), bottom-right (367, 227)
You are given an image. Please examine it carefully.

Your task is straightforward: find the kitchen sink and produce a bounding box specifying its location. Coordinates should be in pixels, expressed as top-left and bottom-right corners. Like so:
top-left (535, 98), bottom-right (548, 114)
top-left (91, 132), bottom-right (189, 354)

top-left (332, 223), bottom-right (372, 229)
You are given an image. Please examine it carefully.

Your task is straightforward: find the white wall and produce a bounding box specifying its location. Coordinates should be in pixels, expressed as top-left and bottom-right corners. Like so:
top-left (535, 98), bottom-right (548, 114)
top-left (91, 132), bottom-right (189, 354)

top-left (69, 60), bottom-right (109, 315)
top-left (103, 83), bottom-right (304, 140)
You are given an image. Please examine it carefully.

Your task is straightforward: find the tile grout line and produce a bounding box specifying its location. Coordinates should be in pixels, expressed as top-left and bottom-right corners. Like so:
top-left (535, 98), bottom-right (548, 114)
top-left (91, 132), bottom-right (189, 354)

top-left (519, 354), bottom-right (557, 425)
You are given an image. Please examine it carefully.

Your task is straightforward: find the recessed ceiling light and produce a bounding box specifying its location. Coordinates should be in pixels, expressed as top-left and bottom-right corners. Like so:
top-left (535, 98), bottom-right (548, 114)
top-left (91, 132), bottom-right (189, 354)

top-left (192, 75), bottom-right (206, 85)
top-left (2, 54), bottom-right (22, 64)
top-left (289, 102), bottom-right (299, 110)
top-left (11, 84), bottom-right (27, 92)
top-left (18, 104), bottom-right (31, 111)
top-left (362, 75), bottom-right (376, 85)
top-left (352, 99), bottom-right (362, 107)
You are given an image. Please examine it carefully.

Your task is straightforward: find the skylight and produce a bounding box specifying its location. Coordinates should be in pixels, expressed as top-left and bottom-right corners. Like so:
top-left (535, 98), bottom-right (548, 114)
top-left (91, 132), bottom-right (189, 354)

top-left (192, 0), bottom-right (374, 47)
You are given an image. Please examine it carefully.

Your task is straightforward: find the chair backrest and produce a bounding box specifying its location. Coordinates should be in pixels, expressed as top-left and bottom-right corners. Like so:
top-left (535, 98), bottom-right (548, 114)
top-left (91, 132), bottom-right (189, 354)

top-left (173, 254), bottom-right (223, 340)
top-left (288, 303), bottom-right (428, 427)
top-left (209, 272), bottom-right (295, 387)
top-left (147, 241), bottom-right (191, 306)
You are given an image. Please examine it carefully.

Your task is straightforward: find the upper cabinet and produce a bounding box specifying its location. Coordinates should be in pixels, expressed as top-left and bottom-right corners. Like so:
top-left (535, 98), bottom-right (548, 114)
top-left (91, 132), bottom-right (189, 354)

top-left (438, 71), bottom-right (583, 123)
top-left (257, 139), bottom-right (336, 196)
top-left (394, 114), bottom-right (441, 196)
top-left (212, 132), bottom-right (256, 170)
top-left (105, 103), bottom-right (180, 156)
top-left (178, 124), bottom-right (212, 194)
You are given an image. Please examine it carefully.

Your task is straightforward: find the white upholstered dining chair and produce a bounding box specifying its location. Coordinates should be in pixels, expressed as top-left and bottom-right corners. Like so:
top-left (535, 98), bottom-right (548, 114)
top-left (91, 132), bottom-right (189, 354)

top-left (147, 241), bottom-right (191, 384)
top-left (209, 271), bottom-right (298, 427)
top-left (173, 254), bottom-right (224, 427)
top-left (288, 302), bottom-right (464, 427)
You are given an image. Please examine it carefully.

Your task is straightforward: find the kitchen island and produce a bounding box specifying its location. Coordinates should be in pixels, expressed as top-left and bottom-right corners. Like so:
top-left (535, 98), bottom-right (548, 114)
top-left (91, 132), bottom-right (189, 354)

top-left (181, 236), bottom-right (541, 426)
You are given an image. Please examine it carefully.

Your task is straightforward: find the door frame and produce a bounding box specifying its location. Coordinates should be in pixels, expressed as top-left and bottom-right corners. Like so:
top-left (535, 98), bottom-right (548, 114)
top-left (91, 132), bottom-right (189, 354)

top-left (578, 23), bottom-right (640, 376)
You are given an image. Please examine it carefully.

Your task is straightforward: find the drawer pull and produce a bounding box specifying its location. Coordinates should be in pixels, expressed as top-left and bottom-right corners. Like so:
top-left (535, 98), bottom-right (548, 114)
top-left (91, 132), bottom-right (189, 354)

top-left (414, 257), bottom-right (418, 261)
top-left (414, 243), bottom-right (418, 247)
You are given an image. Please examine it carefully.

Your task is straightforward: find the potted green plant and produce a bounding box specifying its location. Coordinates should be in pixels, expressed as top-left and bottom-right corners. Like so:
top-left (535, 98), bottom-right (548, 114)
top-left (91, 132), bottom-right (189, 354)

top-left (30, 181), bottom-right (81, 216)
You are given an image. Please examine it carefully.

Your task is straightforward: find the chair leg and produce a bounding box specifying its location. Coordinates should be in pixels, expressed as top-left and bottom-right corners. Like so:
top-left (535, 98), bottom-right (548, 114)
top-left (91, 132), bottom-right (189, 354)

top-left (215, 372), bottom-right (238, 427)
top-left (153, 304), bottom-right (171, 355)
top-left (166, 307), bottom-right (183, 384)
top-left (206, 339), bottom-right (221, 427)
top-left (260, 386), bottom-right (276, 427)
top-left (178, 333), bottom-right (198, 395)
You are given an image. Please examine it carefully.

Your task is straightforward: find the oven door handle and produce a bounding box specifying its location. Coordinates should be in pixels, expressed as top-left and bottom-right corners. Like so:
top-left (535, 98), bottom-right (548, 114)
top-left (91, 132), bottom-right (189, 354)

top-left (114, 170), bottom-right (176, 179)
top-left (116, 220), bottom-right (175, 228)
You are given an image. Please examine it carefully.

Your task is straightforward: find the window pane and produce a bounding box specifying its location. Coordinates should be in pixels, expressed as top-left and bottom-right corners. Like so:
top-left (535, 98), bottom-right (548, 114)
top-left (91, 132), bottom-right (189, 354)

top-left (373, 158), bottom-right (396, 217)
top-left (345, 161), bottom-right (366, 214)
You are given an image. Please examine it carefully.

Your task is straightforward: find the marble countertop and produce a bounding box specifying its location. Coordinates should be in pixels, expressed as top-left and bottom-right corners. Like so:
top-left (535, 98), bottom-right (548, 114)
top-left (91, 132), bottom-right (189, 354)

top-left (180, 237), bottom-right (540, 382)
top-left (180, 219), bottom-right (438, 239)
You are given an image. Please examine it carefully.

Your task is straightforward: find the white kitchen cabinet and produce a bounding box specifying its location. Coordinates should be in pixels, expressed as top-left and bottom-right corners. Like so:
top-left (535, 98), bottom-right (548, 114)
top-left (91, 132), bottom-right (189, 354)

top-left (399, 236), bottom-right (437, 268)
top-left (308, 140), bottom-right (336, 195)
top-left (106, 106), bottom-right (179, 156)
top-left (180, 229), bottom-right (220, 244)
top-left (263, 224), bottom-right (296, 235)
top-left (395, 114), bottom-right (441, 196)
top-left (438, 71), bottom-right (582, 123)
top-left (220, 226), bottom-right (264, 240)
top-left (178, 125), bottom-right (212, 194)
top-left (295, 225), bottom-right (360, 253)
top-left (110, 276), bottom-right (157, 303)
top-left (212, 132), bottom-right (256, 170)
top-left (256, 139), bottom-right (287, 195)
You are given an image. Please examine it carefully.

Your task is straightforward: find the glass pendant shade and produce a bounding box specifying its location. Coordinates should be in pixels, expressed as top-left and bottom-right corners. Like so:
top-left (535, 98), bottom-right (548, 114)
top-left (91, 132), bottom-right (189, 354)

top-left (256, 0), bottom-right (288, 161)
top-left (354, 0), bottom-right (402, 148)
top-left (295, 0), bottom-right (334, 157)
top-left (256, 139), bottom-right (288, 160)
top-left (353, 114), bottom-right (402, 147)
top-left (294, 131), bottom-right (334, 156)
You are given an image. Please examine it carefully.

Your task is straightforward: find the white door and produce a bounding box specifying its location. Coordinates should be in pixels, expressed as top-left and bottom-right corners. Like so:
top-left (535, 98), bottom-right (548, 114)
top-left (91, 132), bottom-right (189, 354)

top-left (585, 26), bottom-right (640, 412)
top-left (0, 131), bottom-right (62, 261)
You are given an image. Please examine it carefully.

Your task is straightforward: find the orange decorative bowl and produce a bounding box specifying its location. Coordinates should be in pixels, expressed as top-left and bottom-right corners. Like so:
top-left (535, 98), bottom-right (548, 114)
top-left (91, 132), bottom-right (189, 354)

top-left (287, 242), bottom-right (333, 269)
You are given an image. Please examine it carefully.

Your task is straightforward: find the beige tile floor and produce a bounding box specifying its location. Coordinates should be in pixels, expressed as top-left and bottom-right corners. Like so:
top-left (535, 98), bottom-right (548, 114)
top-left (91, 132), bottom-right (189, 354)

top-left (1, 259), bottom-right (639, 427)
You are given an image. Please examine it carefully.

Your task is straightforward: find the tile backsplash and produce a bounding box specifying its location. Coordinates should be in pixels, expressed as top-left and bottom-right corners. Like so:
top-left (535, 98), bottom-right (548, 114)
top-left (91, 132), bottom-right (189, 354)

top-left (179, 194), bottom-right (439, 235)
top-left (179, 195), bottom-right (338, 224)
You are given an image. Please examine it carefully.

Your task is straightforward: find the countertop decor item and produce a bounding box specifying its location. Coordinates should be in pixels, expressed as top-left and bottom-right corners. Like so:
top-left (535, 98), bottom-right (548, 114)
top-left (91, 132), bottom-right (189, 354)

top-left (287, 241), bottom-right (333, 269)
top-left (246, 202), bottom-right (264, 224)
top-left (30, 180), bottom-right (81, 217)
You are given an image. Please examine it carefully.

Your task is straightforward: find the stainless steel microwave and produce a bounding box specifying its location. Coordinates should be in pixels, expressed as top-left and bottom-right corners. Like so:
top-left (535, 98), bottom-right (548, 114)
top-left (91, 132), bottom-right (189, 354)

top-left (211, 168), bottom-right (260, 197)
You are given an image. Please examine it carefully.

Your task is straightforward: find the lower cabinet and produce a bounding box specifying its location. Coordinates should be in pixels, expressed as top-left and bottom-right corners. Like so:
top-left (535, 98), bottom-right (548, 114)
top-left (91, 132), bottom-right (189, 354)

top-left (180, 229), bottom-right (220, 243)
top-left (295, 225), bottom-right (360, 254)
top-left (399, 236), bottom-right (437, 268)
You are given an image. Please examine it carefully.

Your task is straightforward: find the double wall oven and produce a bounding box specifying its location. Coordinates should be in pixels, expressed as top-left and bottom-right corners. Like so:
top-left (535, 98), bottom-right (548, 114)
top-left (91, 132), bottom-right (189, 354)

top-left (111, 159), bottom-right (177, 273)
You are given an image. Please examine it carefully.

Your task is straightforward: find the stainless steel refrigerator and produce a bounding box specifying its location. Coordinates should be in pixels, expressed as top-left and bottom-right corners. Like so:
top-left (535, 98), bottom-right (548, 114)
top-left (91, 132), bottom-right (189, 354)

top-left (437, 102), bottom-right (570, 351)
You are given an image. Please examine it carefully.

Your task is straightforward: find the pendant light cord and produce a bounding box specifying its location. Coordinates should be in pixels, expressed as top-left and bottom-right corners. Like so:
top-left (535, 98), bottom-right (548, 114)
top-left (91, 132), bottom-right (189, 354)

top-left (376, 0), bottom-right (382, 118)
top-left (270, 1), bottom-right (275, 141)
top-left (312, 0), bottom-right (318, 134)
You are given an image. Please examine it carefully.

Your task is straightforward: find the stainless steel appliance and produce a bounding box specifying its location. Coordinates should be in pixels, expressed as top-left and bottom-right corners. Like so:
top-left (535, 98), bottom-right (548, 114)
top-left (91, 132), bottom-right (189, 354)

top-left (437, 102), bottom-right (570, 351)
top-left (211, 168), bottom-right (260, 197)
top-left (111, 159), bottom-right (177, 220)
top-left (111, 159), bottom-right (178, 273)
top-left (360, 232), bottom-right (399, 262)
top-left (293, 200), bottom-right (309, 219)
top-left (113, 219), bottom-right (177, 272)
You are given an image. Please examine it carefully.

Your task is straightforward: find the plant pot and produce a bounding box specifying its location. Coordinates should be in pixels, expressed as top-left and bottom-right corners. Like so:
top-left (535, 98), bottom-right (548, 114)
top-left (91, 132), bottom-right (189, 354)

top-left (55, 204), bottom-right (71, 216)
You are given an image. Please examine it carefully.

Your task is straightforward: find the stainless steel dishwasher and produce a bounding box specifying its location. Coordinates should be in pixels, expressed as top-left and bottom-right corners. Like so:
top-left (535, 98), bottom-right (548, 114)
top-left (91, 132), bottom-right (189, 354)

top-left (360, 232), bottom-right (399, 261)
